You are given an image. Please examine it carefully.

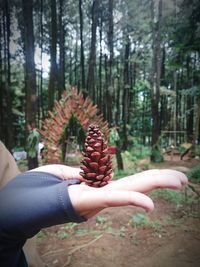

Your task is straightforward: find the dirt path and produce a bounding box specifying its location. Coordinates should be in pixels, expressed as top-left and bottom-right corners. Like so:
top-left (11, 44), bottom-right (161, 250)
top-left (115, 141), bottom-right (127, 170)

top-left (136, 224), bottom-right (200, 267)
top-left (38, 204), bottom-right (200, 267)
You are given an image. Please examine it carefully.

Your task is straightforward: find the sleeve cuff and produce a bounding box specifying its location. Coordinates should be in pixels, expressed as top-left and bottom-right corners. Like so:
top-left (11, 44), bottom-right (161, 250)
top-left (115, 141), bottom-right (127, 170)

top-left (58, 179), bottom-right (87, 223)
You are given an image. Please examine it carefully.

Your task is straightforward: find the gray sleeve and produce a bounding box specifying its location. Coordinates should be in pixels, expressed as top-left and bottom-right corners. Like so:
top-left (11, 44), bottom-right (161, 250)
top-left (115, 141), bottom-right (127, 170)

top-left (0, 171), bottom-right (86, 240)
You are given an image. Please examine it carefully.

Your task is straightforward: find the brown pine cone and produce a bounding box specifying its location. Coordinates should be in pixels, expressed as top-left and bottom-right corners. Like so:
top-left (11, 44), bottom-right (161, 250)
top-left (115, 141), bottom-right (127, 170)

top-left (80, 124), bottom-right (112, 187)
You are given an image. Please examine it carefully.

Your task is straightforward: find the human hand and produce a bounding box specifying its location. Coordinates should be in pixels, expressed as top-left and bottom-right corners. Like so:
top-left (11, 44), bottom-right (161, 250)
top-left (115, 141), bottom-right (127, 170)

top-left (68, 169), bottom-right (187, 219)
top-left (31, 166), bottom-right (187, 219)
top-left (29, 164), bottom-right (83, 180)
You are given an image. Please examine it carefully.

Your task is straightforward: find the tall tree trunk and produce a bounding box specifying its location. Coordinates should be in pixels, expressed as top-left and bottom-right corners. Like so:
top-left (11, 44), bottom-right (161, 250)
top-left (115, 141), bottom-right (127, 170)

top-left (159, 46), bottom-right (167, 132)
top-left (1, 0), bottom-right (13, 151)
top-left (194, 96), bottom-right (200, 144)
top-left (79, 0), bottom-right (85, 90)
top-left (0, 8), bottom-right (3, 143)
top-left (108, 0), bottom-right (114, 84)
top-left (103, 54), bottom-right (108, 119)
top-left (98, 7), bottom-right (103, 110)
top-left (115, 60), bottom-right (121, 126)
top-left (186, 55), bottom-right (194, 142)
top-left (106, 0), bottom-right (114, 125)
top-left (74, 31), bottom-right (79, 87)
top-left (39, 0), bottom-right (45, 119)
top-left (150, 0), bottom-right (163, 162)
top-left (122, 33), bottom-right (130, 150)
top-left (69, 50), bottom-right (72, 85)
top-left (22, 0), bottom-right (38, 168)
top-left (58, 0), bottom-right (65, 98)
top-left (86, 0), bottom-right (99, 100)
top-left (48, 0), bottom-right (58, 110)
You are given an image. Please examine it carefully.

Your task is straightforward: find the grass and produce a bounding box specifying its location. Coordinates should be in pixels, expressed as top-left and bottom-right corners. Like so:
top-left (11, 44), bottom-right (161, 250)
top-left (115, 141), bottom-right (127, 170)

top-left (56, 223), bottom-right (78, 239)
top-left (150, 189), bottom-right (185, 206)
top-left (187, 164), bottom-right (200, 182)
top-left (130, 212), bottom-right (184, 239)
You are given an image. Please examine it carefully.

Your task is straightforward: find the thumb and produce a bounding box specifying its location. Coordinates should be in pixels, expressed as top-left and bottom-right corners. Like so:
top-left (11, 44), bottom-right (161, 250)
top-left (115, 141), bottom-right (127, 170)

top-left (100, 190), bottom-right (155, 212)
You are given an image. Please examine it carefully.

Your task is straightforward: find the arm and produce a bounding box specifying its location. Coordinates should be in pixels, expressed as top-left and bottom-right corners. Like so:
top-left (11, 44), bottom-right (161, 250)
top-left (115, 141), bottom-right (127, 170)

top-left (29, 165), bottom-right (188, 219)
top-left (0, 166), bottom-right (187, 233)
top-left (0, 171), bottom-right (85, 238)
top-left (0, 170), bottom-right (85, 267)
top-left (0, 165), bottom-right (187, 267)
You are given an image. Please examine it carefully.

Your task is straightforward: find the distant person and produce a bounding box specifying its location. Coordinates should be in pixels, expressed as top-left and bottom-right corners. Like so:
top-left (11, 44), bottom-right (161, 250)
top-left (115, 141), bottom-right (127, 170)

top-left (27, 123), bottom-right (40, 169)
top-left (38, 140), bottom-right (45, 160)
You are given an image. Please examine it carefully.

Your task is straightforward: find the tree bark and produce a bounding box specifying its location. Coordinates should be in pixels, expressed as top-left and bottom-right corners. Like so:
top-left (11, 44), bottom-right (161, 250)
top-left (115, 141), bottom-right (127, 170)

top-left (108, 0), bottom-right (114, 86)
top-left (48, 0), bottom-right (58, 110)
top-left (79, 0), bottom-right (85, 90)
top-left (22, 0), bottom-right (38, 168)
top-left (98, 7), bottom-right (103, 110)
top-left (150, 0), bottom-right (163, 162)
top-left (86, 0), bottom-right (99, 100)
top-left (58, 0), bottom-right (65, 98)
top-left (122, 33), bottom-right (130, 150)
top-left (106, 0), bottom-right (114, 125)
top-left (1, 0), bottom-right (13, 150)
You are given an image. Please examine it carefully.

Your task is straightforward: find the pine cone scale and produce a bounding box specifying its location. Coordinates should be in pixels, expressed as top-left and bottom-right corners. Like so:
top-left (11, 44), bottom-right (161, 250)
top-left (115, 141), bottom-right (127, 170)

top-left (80, 124), bottom-right (113, 187)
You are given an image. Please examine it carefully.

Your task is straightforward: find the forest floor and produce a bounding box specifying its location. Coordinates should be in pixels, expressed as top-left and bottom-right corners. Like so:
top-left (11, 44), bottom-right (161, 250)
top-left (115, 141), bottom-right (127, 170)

top-left (35, 155), bottom-right (200, 267)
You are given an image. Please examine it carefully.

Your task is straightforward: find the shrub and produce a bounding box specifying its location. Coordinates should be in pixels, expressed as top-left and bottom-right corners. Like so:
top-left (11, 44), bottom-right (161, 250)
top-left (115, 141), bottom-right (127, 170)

top-left (151, 189), bottom-right (184, 205)
top-left (123, 145), bottom-right (151, 162)
top-left (187, 165), bottom-right (200, 182)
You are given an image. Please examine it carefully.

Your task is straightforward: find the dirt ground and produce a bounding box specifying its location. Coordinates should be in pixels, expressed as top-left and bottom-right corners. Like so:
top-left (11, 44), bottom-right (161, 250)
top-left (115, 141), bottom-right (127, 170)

top-left (37, 156), bottom-right (200, 267)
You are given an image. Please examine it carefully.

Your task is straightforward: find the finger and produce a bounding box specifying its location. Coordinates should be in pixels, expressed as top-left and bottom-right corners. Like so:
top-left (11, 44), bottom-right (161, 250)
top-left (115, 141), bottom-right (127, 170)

top-left (29, 164), bottom-right (82, 180)
top-left (101, 190), bottom-right (154, 212)
top-left (69, 186), bottom-right (154, 215)
top-left (152, 169), bottom-right (188, 188)
top-left (106, 169), bottom-right (188, 193)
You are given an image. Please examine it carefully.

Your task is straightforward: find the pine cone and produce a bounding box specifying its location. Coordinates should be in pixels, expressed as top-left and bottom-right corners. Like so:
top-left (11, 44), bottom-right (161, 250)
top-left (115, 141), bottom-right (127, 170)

top-left (80, 124), bottom-right (112, 187)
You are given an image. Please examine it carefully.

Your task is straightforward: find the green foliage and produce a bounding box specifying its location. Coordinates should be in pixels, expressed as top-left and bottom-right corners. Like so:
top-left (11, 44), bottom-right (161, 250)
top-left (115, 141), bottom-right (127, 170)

top-left (151, 189), bottom-right (184, 205)
top-left (96, 215), bottom-right (107, 225)
top-left (129, 80), bottom-right (152, 141)
top-left (113, 143), bottom-right (151, 179)
top-left (151, 146), bottom-right (164, 163)
top-left (106, 226), bottom-right (127, 238)
top-left (131, 212), bottom-right (183, 233)
top-left (17, 160), bottom-right (28, 172)
top-left (27, 130), bottom-right (40, 158)
top-left (1, 0), bottom-right (198, 157)
top-left (75, 229), bottom-right (88, 236)
top-left (125, 144), bottom-right (151, 161)
top-left (151, 135), bottom-right (164, 163)
top-left (37, 231), bottom-right (45, 241)
top-left (57, 230), bottom-right (69, 239)
top-left (131, 213), bottom-right (149, 227)
top-left (133, 80), bottom-right (151, 94)
top-left (109, 127), bottom-right (120, 146)
top-left (180, 86), bottom-right (200, 97)
top-left (193, 145), bottom-right (200, 157)
top-left (36, 231), bottom-right (46, 243)
top-left (57, 223), bottom-right (78, 239)
top-left (187, 165), bottom-right (200, 182)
